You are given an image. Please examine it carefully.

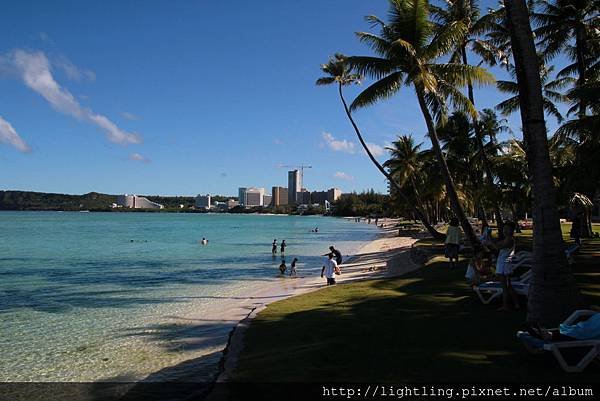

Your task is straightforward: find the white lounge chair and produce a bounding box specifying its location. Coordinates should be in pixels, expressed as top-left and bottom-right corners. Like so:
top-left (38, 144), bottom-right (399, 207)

top-left (517, 310), bottom-right (600, 372)
top-left (473, 270), bottom-right (531, 305)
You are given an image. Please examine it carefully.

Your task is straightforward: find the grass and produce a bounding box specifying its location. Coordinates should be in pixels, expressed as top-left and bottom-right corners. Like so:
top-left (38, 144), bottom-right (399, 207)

top-left (231, 223), bottom-right (600, 383)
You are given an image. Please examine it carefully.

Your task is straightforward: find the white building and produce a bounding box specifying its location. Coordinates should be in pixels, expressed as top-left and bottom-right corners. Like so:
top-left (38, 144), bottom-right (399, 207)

top-left (116, 194), bottom-right (163, 209)
top-left (195, 194), bottom-right (212, 210)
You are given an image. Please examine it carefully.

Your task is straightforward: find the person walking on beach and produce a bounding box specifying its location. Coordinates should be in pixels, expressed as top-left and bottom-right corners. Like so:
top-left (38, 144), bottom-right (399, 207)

top-left (290, 257), bottom-right (298, 277)
top-left (328, 245), bottom-right (343, 266)
top-left (444, 218), bottom-right (461, 269)
top-left (321, 253), bottom-right (340, 285)
top-left (279, 260), bottom-right (287, 275)
top-left (272, 239), bottom-right (277, 255)
top-left (280, 240), bottom-right (287, 254)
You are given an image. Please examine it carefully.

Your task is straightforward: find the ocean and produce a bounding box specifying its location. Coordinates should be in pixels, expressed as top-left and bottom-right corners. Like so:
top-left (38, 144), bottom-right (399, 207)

top-left (0, 212), bottom-right (378, 382)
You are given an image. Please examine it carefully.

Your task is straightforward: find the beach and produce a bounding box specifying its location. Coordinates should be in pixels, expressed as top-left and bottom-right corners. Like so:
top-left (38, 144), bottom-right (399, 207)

top-left (210, 224), bottom-right (420, 383)
top-left (122, 222), bottom-right (421, 386)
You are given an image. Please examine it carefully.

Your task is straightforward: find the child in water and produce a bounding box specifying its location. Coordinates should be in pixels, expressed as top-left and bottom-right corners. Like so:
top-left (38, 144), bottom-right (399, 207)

top-left (290, 258), bottom-right (298, 277)
top-left (279, 260), bottom-right (287, 275)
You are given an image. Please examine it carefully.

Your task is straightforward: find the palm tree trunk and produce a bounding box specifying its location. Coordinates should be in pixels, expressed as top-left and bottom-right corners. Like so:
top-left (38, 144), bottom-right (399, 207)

top-left (505, 0), bottom-right (580, 326)
top-left (575, 26), bottom-right (588, 116)
top-left (461, 46), bottom-right (504, 233)
top-left (414, 86), bottom-right (480, 247)
top-left (337, 83), bottom-right (444, 239)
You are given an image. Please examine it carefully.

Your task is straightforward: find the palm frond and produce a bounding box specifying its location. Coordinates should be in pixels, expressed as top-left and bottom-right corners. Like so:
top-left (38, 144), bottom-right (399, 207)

top-left (350, 71), bottom-right (404, 111)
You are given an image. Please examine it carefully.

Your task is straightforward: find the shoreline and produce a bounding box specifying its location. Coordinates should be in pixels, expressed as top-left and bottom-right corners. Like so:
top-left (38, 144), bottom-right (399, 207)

top-left (208, 224), bottom-right (421, 386)
top-left (126, 221), bottom-right (418, 389)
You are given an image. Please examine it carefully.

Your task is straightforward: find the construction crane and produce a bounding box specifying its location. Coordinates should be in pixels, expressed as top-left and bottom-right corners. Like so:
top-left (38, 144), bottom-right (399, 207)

top-left (277, 164), bottom-right (313, 186)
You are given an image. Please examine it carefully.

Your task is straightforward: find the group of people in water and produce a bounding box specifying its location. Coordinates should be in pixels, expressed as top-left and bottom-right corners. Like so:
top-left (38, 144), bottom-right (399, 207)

top-left (272, 239), bottom-right (343, 284)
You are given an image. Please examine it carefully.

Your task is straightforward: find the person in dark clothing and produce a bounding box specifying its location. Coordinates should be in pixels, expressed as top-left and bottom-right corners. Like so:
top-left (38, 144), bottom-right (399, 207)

top-left (329, 246), bottom-right (342, 265)
top-left (279, 260), bottom-right (287, 275)
top-left (272, 239), bottom-right (277, 255)
top-left (280, 240), bottom-right (287, 254)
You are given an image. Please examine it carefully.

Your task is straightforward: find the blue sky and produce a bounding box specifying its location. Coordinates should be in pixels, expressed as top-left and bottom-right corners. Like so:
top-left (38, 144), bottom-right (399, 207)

top-left (0, 0), bottom-right (563, 196)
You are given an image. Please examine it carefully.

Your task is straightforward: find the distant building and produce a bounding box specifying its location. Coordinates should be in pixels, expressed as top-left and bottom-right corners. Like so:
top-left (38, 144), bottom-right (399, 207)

top-left (310, 188), bottom-right (342, 205)
top-left (213, 201), bottom-right (228, 211)
top-left (271, 186), bottom-right (289, 207)
top-left (116, 194), bottom-right (163, 209)
top-left (227, 199), bottom-right (239, 209)
top-left (245, 187), bottom-right (265, 207)
top-left (263, 194), bottom-right (272, 206)
top-left (297, 189), bottom-right (311, 205)
top-left (288, 170), bottom-right (302, 205)
top-left (195, 194), bottom-right (212, 210)
top-left (238, 187), bottom-right (247, 206)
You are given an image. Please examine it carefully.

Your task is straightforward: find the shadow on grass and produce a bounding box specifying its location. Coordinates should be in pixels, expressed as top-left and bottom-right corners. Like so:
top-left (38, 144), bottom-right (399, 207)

top-left (231, 237), bottom-right (600, 384)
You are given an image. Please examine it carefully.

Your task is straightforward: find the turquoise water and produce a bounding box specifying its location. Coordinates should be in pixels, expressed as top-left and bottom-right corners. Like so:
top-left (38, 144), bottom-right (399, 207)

top-left (0, 212), bottom-right (377, 382)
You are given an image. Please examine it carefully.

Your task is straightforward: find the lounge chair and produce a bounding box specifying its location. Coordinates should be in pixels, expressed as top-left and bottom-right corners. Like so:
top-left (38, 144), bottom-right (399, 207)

top-left (473, 270), bottom-right (531, 305)
top-left (517, 310), bottom-right (600, 372)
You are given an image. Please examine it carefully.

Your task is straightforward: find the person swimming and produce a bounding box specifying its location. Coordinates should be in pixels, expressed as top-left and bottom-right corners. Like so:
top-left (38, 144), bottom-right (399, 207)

top-left (200, 238), bottom-right (208, 245)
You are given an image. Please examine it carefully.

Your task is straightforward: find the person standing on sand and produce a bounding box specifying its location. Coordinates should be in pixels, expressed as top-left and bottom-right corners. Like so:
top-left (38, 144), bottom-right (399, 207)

top-left (328, 245), bottom-right (342, 266)
top-left (290, 257), bottom-right (298, 277)
top-left (272, 239), bottom-right (277, 255)
top-left (280, 240), bottom-right (287, 254)
top-left (321, 253), bottom-right (340, 285)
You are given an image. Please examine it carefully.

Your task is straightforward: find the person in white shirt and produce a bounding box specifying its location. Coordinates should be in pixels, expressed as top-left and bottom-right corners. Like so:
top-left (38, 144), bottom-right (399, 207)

top-left (321, 253), bottom-right (340, 285)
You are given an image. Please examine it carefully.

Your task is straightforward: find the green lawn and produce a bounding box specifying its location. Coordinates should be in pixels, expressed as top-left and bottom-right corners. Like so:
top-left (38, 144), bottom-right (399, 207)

top-left (231, 223), bottom-right (600, 383)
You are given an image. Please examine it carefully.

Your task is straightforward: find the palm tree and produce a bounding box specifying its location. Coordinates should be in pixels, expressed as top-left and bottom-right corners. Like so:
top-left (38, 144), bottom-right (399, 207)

top-left (384, 135), bottom-right (428, 215)
top-left (534, 0), bottom-right (600, 116)
top-left (496, 63), bottom-right (571, 123)
top-left (345, 0), bottom-right (495, 247)
top-left (430, 0), bottom-right (506, 231)
top-left (316, 53), bottom-right (444, 239)
top-left (504, 0), bottom-right (579, 326)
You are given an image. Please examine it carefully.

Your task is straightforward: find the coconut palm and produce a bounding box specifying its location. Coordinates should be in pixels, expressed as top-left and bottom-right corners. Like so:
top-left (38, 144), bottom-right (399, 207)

top-left (496, 63), bottom-right (572, 123)
top-left (316, 53), bottom-right (444, 239)
top-left (345, 0), bottom-right (495, 247)
top-left (504, 0), bottom-right (579, 326)
top-left (430, 0), bottom-right (506, 230)
top-left (534, 0), bottom-right (600, 116)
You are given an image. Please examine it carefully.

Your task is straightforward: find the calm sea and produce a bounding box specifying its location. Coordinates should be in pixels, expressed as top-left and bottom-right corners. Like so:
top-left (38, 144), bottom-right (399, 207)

top-left (0, 212), bottom-right (377, 382)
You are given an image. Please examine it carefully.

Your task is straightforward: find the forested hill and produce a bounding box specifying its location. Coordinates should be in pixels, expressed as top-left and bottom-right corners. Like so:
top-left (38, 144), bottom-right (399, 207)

top-left (0, 191), bottom-right (236, 211)
top-left (0, 191), bottom-right (118, 211)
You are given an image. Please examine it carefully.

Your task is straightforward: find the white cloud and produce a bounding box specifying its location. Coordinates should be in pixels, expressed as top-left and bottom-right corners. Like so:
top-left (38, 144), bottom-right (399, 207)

top-left (322, 132), bottom-right (355, 153)
top-left (333, 171), bottom-right (354, 181)
top-left (129, 152), bottom-right (150, 163)
top-left (53, 55), bottom-right (96, 82)
top-left (121, 111), bottom-right (140, 121)
top-left (365, 142), bottom-right (386, 157)
top-left (7, 49), bottom-right (140, 145)
top-left (0, 116), bottom-right (31, 153)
